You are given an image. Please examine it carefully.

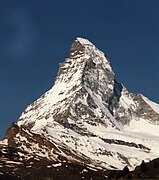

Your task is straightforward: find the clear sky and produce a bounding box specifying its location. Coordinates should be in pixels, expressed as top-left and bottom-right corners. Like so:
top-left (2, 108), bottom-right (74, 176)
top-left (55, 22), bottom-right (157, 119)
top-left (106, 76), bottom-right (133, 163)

top-left (1, 0), bottom-right (159, 139)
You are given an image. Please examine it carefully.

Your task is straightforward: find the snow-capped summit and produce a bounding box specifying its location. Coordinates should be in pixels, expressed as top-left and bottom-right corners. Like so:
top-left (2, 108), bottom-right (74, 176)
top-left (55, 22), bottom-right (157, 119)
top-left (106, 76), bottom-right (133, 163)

top-left (18, 37), bottom-right (117, 132)
top-left (1, 38), bottom-right (159, 178)
top-left (76, 37), bottom-right (94, 46)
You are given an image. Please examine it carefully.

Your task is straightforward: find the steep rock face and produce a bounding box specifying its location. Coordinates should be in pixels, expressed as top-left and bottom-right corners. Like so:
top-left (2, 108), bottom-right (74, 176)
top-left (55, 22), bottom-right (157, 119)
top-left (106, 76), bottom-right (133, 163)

top-left (1, 37), bottom-right (159, 174)
top-left (17, 38), bottom-right (120, 131)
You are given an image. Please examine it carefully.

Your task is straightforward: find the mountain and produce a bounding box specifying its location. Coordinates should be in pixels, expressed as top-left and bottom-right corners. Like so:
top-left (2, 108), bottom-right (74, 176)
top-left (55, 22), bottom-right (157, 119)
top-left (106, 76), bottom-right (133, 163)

top-left (1, 37), bottom-right (159, 179)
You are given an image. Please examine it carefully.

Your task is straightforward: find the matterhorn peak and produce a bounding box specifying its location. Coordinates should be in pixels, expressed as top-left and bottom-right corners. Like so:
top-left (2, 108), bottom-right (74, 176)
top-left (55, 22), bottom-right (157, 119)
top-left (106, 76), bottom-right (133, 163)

top-left (2, 38), bottom-right (159, 179)
top-left (69, 37), bottom-right (103, 60)
top-left (18, 37), bottom-right (117, 130)
top-left (69, 37), bottom-right (94, 57)
top-left (58, 37), bottom-right (114, 84)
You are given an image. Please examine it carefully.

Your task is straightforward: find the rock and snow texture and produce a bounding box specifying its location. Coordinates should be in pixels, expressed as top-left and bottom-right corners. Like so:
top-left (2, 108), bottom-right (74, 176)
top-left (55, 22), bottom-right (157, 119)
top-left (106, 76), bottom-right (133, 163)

top-left (2, 37), bottom-right (159, 170)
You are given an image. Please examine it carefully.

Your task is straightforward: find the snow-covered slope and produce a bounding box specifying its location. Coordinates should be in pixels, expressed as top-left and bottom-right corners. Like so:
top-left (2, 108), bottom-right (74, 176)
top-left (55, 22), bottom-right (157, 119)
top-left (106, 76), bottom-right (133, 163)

top-left (1, 37), bottom-right (159, 173)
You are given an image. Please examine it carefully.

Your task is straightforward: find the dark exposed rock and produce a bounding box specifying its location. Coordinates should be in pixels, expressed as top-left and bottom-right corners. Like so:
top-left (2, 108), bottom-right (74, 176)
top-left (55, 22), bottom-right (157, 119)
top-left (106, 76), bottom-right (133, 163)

top-left (102, 138), bottom-right (150, 152)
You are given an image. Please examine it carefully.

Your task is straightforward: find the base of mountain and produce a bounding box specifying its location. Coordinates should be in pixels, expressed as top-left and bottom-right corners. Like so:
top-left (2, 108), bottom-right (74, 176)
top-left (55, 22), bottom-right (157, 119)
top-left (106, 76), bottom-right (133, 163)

top-left (0, 161), bottom-right (107, 180)
top-left (1, 125), bottom-right (159, 180)
top-left (1, 158), bottom-right (159, 180)
top-left (108, 158), bottom-right (159, 179)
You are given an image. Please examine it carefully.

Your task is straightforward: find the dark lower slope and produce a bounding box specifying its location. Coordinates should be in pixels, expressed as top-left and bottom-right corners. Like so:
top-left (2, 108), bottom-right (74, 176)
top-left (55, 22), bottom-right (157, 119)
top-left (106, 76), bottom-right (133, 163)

top-left (0, 124), bottom-right (109, 180)
top-left (131, 158), bottom-right (159, 179)
top-left (1, 123), bottom-right (159, 179)
top-left (105, 158), bottom-right (159, 179)
top-left (0, 160), bottom-right (108, 180)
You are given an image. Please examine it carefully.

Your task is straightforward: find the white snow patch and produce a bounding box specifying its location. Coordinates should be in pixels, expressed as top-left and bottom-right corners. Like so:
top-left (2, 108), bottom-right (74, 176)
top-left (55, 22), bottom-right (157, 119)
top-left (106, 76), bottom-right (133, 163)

top-left (119, 88), bottom-right (136, 110)
top-left (81, 169), bottom-right (88, 173)
top-left (124, 118), bottom-right (159, 137)
top-left (26, 165), bottom-right (32, 168)
top-left (0, 139), bottom-right (8, 145)
top-left (5, 161), bottom-right (23, 165)
top-left (52, 163), bottom-right (62, 167)
top-left (142, 95), bottom-right (159, 113)
top-left (77, 37), bottom-right (93, 46)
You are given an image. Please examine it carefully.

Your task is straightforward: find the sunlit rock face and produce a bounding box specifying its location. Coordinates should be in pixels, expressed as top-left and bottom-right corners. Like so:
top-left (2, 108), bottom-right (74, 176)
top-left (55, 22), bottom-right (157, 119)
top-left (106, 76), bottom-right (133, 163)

top-left (1, 38), bottom-right (159, 179)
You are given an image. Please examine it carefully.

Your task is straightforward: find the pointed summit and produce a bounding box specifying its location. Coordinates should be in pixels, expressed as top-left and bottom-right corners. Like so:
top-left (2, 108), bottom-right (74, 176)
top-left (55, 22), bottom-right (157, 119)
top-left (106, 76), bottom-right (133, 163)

top-left (69, 37), bottom-right (96, 59)
top-left (18, 37), bottom-right (117, 130)
top-left (56, 37), bottom-right (114, 88)
top-left (76, 37), bottom-right (94, 46)
top-left (69, 38), bottom-right (89, 59)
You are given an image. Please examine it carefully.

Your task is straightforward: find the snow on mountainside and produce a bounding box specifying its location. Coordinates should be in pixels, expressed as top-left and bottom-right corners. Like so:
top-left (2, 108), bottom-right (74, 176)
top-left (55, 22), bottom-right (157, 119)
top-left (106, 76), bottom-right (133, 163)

top-left (1, 37), bottom-right (159, 176)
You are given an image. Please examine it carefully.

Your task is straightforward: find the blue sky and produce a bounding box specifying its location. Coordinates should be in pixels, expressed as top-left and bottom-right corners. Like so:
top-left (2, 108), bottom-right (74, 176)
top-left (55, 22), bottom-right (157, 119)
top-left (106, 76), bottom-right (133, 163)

top-left (1, 0), bottom-right (159, 138)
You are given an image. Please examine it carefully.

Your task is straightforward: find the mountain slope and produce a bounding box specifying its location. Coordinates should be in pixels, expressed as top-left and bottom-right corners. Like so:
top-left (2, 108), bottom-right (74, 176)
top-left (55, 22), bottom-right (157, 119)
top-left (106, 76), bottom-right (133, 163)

top-left (1, 37), bottom-right (159, 178)
top-left (0, 123), bottom-right (108, 179)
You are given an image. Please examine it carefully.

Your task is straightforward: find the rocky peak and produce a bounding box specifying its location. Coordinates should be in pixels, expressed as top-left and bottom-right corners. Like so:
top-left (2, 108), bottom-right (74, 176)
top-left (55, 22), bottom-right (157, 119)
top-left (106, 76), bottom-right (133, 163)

top-left (17, 37), bottom-right (121, 134)
top-left (69, 37), bottom-right (94, 58)
top-left (4, 37), bottom-right (159, 175)
top-left (56, 37), bottom-right (115, 95)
